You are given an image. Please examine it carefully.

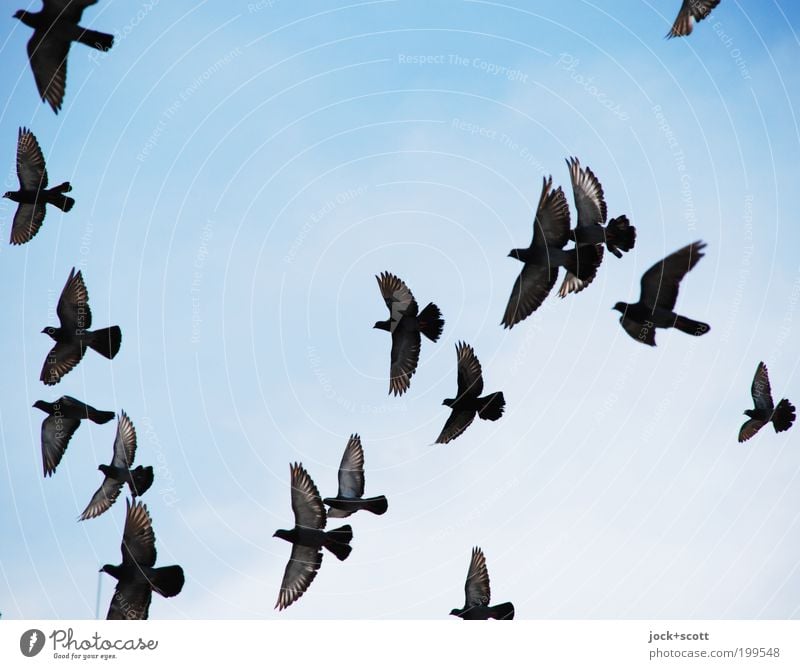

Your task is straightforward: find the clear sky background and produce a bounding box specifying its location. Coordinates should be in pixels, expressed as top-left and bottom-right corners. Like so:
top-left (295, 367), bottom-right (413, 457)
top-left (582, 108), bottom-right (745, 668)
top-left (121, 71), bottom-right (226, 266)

top-left (1, 0), bottom-right (799, 620)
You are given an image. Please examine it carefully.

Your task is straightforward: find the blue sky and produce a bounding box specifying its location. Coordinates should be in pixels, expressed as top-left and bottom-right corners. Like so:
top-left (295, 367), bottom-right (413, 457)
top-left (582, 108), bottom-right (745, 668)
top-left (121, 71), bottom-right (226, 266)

top-left (1, 0), bottom-right (800, 619)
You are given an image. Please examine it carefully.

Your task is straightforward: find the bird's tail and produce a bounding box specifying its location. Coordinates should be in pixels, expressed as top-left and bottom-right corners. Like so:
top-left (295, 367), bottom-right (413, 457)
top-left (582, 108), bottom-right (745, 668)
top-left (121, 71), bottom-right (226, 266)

top-left (87, 408), bottom-right (116, 424)
top-left (477, 392), bottom-right (505, 421)
top-left (673, 315), bottom-right (710, 337)
top-left (563, 244), bottom-right (602, 282)
top-left (47, 182), bottom-right (74, 212)
top-left (772, 399), bottom-right (796, 434)
top-left (604, 215), bottom-right (636, 258)
top-left (151, 565), bottom-right (185, 598)
top-left (87, 326), bottom-right (122, 359)
top-left (77, 29), bottom-right (114, 52)
top-left (488, 601), bottom-right (515, 620)
top-left (358, 495), bottom-right (388, 515)
top-left (325, 496), bottom-right (388, 517)
top-left (324, 524), bottom-right (353, 561)
top-left (130, 466), bottom-right (154, 498)
top-left (418, 302), bottom-right (444, 342)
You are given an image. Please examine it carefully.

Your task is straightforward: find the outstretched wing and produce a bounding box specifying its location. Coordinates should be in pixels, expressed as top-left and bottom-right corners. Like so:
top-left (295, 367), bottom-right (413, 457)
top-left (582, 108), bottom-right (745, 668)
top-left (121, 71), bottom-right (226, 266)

top-left (501, 263), bottom-right (558, 328)
top-left (41, 415), bottom-right (80, 476)
top-left (376, 271), bottom-right (417, 332)
top-left (111, 412), bottom-right (137, 468)
top-left (668, 0), bottom-right (721, 38)
top-left (532, 176), bottom-right (571, 249)
top-left (750, 362), bottom-right (775, 413)
top-left (121, 498), bottom-right (157, 567)
top-left (275, 544), bottom-right (322, 611)
top-left (16, 127), bottom-right (47, 190)
top-left (290, 463), bottom-right (326, 530)
top-left (389, 325), bottom-right (420, 396)
top-left (337, 434), bottom-right (365, 499)
top-left (56, 267), bottom-right (92, 330)
top-left (639, 241), bottom-right (706, 311)
top-left (566, 156), bottom-right (606, 227)
top-left (464, 546), bottom-right (491, 608)
top-left (454, 341), bottom-right (484, 400)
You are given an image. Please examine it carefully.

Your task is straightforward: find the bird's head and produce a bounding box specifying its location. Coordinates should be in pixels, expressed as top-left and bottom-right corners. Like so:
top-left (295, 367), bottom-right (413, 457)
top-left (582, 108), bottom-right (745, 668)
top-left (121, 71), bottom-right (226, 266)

top-left (442, 398), bottom-right (454, 408)
top-left (99, 564), bottom-right (120, 579)
top-left (507, 249), bottom-right (523, 261)
top-left (13, 10), bottom-right (26, 21)
top-left (2, 191), bottom-right (11, 199)
top-left (273, 529), bottom-right (291, 542)
top-left (98, 464), bottom-right (111, 476)
top-left (41, 327), bottom-right (56, 339)
top-left (33, 400), bottom-right (49, 412)
top-left (612, 302), bottom-right (627, 314)
top-left (373, 320), bottom-right (389, 331)
top-left (744, 409), bottom-right (755, 418)
top-left (449, 608), bottom-right (461, 617)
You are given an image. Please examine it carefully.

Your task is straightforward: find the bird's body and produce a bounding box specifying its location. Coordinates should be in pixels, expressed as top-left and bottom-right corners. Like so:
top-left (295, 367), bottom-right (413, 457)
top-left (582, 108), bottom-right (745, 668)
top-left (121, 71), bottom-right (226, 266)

top-left (436, 342), bottom-right (505, 444)
top-left (323, 434), bottom-right (388, 518)
top-left (668, 0), bottom-right (722, 38)
top-left (502, 176), bottom-right (602, 328)
top-left (274, 463), bottom-right (353, 610)
top-left (739, 362), bottom-right (796, 443)
top-left (14, 1), bottom-right (114, 113)
top-left (374, 271), bottom-right (444, 395)
top-left (40, 267), bottom-right (122, 385)
top-left (450, 547), bottom-right (514, 621)
top-left (101, 499), bottom-right (184, 620)
top-left (613, 241), bottom-right (710, 346)
top-left (80, 412), bottom-right (153, 521)
top-left (3, 128), bottom-right (74, 244)
top-left (33, 395), bottom-right (114, 476)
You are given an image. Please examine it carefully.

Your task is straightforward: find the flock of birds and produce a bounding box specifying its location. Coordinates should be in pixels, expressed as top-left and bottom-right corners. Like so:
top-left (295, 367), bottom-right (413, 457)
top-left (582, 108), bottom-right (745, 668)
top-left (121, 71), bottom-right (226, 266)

top-left (4, 0), bottom-right (796, 619)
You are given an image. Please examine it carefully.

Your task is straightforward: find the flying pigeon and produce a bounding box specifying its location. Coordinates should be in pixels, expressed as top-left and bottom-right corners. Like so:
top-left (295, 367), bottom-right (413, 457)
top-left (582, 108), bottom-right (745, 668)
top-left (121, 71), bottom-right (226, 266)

top-left (502, 176), bottom-right (602, 328)
top-left (40, 267), bottom-right (122, 385)
top-left (668, 0), bottom-right (721, 38)
top-left (739, 362), bottom-right (796, 443)
top-left (3, 128), bottom-right (74, 244)
top-left (274, 463), bottom-right (353, 610)
top-left (374, 271), bottom-right (444, 395)
top-left (613, 241), bottom-right (710, 346)
top-left (436, 342), bottom-right (505, 444)
top-left (79, 411), bottom-right (153, 521)
top-left (450, 547), bottom-right (515, 620)
top-left (323, 434), bottom-right (388, 517)
top-left (13, 0), bottom-right (114, 113)
top-left (33, 395), bottom-right (114, 476)
top-left (101, 498), bottom-right (185, 620)
top-left (559, 157), bottom-right (635, 297)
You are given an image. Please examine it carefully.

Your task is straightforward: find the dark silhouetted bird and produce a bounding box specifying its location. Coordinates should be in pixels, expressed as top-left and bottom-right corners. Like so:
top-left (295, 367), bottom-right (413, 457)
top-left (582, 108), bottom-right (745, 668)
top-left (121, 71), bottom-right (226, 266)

top-left (613, 241), bottom-right (710, 346)
top-left (33, 395), bottom-right (114, 477)
top-left (40, 267), bottom-right (122, 385)
top-left (668, 0), bottom-right (721, 38)
top-left (374, 271), bottom-right (444, 396)
top-left (79, 412), bottom-right (153, 521)
top-left (323, 434), bottom-right (388, 518)
top-left (274, 463), bottom-right (353, 610)
top-left (101, 498), bottom-right (185, 620)
top-left (13, 0), bottom-right (114, 113)
top-left (436, 342), bottom-right (505, 444)
top-left (3, 128), bottom-right (74, 245)
top-left (450, 547), bottom-right (515, 620)
top-left (739, 362), bottom-right (796, 443)
top-left (559, 157), bottom-right (635, 297)
top-left (502, 176), bottom-right (602, 328)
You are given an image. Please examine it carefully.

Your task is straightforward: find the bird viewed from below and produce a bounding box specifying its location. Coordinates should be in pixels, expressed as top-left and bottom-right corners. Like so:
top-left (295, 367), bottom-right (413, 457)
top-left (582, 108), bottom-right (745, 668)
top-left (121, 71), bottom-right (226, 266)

top-left (33, 395), bottom-right (114, 477)
top-left (612, 240), bottom-right (710, 346)
top-left (739, 362), bottom-right (796, 443)
top-left (3, 127), bottom-right (74, 245)
top-left (40, 267), bottom-right (122, 386)
top-left (79, 411), bottom-right (153, 521)
top-left (101, 498), bottom-right (185, 620)
top-left (13, 0), bottom-right (114, 114)
top-left (374, 271), bottom-right (444, 396)
top-left (450, 547), bottom-right (515, 620)
top-left (559, 156), bottom-right (636, 297)
top-left (323, 434), bottom-right (388, 518)
top-left (501, 176), bottom-right (602, 328)
top-left (436, 342), bottom-right (505, 444)
top-left (274, 463), bottom-right (354, 610)
top-left (667, 0), bottom-right (722, 38)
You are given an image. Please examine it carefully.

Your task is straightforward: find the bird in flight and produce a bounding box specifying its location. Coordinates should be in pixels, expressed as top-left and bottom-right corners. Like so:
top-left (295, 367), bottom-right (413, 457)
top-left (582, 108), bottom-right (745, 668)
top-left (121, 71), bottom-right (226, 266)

top-left (3, 128), bottom-right (74, 245)
top-left (450, 547), bottom-right (515, 620)
top-left (13, 0), bottom-right (114, 113)
top-left (40, 267), bottom-right (122, 385)
top-left (739, 362), bottom-right (796, 443)
top-left (374, 271), bottom-right (444, 396)
top-left (79, 412), bottom-right (153, 521)
top-left (323, 434), bottom-right (388, 518)
top-left (436, 342), bottom-right (505, 444)
top-left (501, 176), bottom-right (602, 328)
top-left (101, 498), bottom-right (185, 620)
top-left (274, 463), bottom-right (353, 610)
top-left (559, 157), bottom-right (635, 297)
top-left (612, 241), bottom-right (710, 346)
top-left (667, 0), bottom-right (722, 38)
top-left (33, 396), bottom-right (114, 477)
